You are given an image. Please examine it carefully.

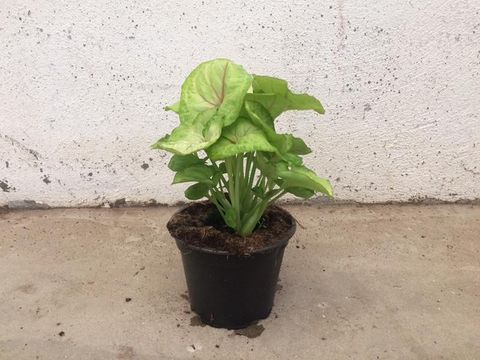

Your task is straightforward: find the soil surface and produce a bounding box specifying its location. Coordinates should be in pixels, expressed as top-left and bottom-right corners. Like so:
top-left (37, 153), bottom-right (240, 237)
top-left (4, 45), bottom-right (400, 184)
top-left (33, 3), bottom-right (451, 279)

top-left (167, 201), bottom-right (295, 255)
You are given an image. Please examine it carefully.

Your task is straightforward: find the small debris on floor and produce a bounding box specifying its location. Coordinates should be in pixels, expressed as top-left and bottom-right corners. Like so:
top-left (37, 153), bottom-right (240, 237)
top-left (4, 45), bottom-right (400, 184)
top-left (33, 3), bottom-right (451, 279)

top-left (125, 297), bottom-right (132, 302)
top-left (190, 315), bottom-right (206, 327)
top-left (234, 323), bottom-right (265, 338)
top-left (187, 344), bottom-right (202, 353)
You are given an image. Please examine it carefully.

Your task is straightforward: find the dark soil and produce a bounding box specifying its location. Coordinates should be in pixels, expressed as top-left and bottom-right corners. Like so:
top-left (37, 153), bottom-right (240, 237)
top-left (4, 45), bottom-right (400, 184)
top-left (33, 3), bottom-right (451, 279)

top-left (167, 201), bottom-right (294, 255)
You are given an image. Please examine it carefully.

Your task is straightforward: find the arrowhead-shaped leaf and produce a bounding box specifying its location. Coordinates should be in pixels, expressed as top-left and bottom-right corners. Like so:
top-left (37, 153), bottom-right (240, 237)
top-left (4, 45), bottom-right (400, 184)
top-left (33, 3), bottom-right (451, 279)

top-left (179, 59), bottom-right (252, 126)
top-left (154, 59), bottom-right (252, 154)
top-left (246, 75), bottom-right (324, 118)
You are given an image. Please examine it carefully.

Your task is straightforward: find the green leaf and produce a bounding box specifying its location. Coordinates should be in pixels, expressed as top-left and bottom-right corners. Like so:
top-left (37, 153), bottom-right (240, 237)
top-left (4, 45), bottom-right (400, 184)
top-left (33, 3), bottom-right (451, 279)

top-left (165, 101), bottom-right (180, 113)
top-left (290, 137), bottom-right (312, 155)
top-left (172, 165), bottom-right (214, 185)
top-left (207, 118), bottom-right (277, 160)
top-left (254, 152), bottom-right (278, 178)
top-left (286, 187), bottom-right (315, 199)
top-left (217, 162), bottom-right (227, 173)
top-left (251, 186), bottom-right (266, 199)
top-left (247, 75), bottom-right (324, 118)
top-left (287, 93), bottom-right (324, 114)
top-left (276, 163), bottom-right (333, 197)
top-left (184, 183), bottom-right (210, 200)
top-left (179, 58), bottom-right (252, 127)
top-left (168, 154), bottom-right (204, 171)
top-left (244, 101), bottom-right (292, 154)
top-left (152, 109), bottom-right (222, 154)
top-left (282, 152), bottom-right (303, 166)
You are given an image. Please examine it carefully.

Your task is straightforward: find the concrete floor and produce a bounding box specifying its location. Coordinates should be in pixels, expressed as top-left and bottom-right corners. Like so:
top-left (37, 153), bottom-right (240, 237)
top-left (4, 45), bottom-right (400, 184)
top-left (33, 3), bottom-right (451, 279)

top-left (0, 204), bottom-right (479, 360)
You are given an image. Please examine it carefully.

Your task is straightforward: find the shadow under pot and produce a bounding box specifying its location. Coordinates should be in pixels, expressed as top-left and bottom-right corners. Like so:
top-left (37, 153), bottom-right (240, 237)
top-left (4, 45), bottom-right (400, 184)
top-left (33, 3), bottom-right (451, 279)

top-left (167, 201), bottom-right (296, 329)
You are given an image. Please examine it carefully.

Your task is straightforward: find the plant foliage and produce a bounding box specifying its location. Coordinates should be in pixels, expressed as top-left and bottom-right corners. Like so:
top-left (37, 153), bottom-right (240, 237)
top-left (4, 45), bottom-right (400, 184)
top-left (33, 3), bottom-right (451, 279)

top-left (153, 59), bottom-right (333, 236)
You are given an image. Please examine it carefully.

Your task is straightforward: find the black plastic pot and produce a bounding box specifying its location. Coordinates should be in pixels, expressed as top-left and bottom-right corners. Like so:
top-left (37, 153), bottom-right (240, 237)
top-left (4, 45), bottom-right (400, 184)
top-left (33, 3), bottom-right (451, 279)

top-left (170, 205), bottom-right (296, 329)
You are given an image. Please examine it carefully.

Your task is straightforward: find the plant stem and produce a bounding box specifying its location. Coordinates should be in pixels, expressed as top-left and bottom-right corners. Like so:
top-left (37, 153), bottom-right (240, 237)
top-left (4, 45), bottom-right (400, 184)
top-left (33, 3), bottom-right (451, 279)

top-left (234, 155), bottom-right (243, 229)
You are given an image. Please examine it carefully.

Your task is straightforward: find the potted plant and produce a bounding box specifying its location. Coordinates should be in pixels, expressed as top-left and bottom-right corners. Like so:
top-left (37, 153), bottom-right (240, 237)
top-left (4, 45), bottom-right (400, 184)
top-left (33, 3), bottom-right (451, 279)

top-left (153, 58), bottom-right (333, 329)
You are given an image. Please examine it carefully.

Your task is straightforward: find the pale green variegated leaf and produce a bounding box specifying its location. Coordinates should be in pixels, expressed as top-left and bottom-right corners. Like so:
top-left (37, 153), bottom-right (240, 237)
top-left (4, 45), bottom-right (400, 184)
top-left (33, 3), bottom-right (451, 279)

top-left (276, 163), bottom-right (333, 197)
top-left (172, 164), bottom-right (214, 185)
top-left (168, 154), bottom-right (204, 171)
top-left (247, 75), bottom-right (324, 118)
top-left (154, 59), bottom-right (252, 155)
top-left (244, 101), bottom-right (292, 154)
top-left (184, 183), bottom-right (210, 200)
top-left (152, 109), bottom-right (221, 154)
top-left (165, 101), bottom-right (180, 113)
top-left (207, 118), bottom-right (277, 160)
top-left (179, 59), bottom-right (252, 127)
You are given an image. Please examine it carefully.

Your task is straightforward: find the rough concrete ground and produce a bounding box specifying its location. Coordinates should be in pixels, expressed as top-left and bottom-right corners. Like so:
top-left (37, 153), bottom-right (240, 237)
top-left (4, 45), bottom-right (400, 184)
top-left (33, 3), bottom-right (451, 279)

top-left (0, 204), bottom-right (479, 360)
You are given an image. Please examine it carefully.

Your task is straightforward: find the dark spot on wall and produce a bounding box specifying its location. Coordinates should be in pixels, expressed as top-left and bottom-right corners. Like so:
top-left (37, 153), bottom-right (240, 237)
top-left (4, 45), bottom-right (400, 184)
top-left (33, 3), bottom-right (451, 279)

top-left (0, 180), bottom-right (13, 192)
top-left (88, 172), bottom-right (93, 177)
top-left (42, 176), bottom-right (51, 184)
top-left (364, 103), bottom-right (372, 111)
top-left (141, 163), bottom-right (149, 170)
top-left (5, 161), bottom-right (8, 168)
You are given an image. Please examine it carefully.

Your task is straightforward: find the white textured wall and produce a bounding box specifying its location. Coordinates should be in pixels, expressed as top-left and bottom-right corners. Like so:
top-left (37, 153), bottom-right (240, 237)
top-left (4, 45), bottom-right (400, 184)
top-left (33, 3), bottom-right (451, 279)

top-left (1, 0), bottom-right (479, 207)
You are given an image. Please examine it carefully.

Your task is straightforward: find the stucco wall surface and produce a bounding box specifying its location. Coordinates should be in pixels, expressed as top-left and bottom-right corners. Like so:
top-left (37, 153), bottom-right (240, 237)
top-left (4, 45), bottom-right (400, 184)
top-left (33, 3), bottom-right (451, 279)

top-left (1, 0), bottom-right (479, 207)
